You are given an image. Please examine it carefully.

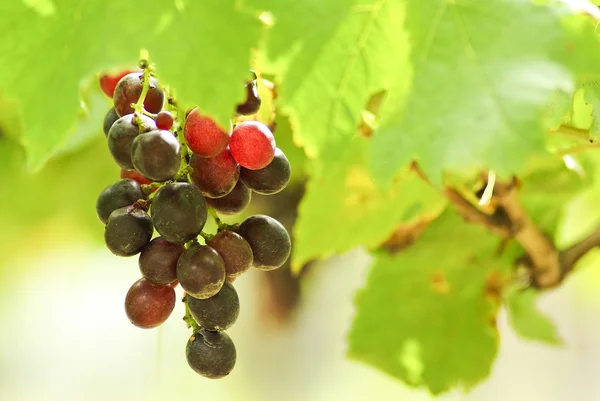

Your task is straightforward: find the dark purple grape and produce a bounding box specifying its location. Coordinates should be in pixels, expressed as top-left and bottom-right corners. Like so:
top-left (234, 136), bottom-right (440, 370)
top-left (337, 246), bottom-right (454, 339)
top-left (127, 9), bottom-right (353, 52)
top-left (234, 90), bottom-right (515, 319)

top-left (104, 206), bottom-right (153, 256)
top-left (125, 278), bottom-right (176, 329)
top-left (151, 183), bottom-right (207, 243)
top-left (131, 130), bottom-right (181, 182)
top-left (139, 237), bottom-right (185, 285)
top-left (189, 149), bottom-right (239, 198)
top-left (108, 114), bottom-right (156, 170)
top-left (156, 110), bottom-right (174, 130)
top-left (113, 72), bottom-right (164, 117)
top-left (96, 179), bottom-right (146, 224)
top-left (186, 329), bottom-right (236, 379)
top-left (236, 79), bottom-right (261, 116)
top-left (240, 148), bottom-right (291, 195)
top-left (237, 215), bottom-right (290, 270)
top-left (177, 244), bottom-right (225, 299)
top-left (186, 281), bottom-right (239, 330)
top-left (103, 107), bottom-right (119, 137)
top-left (205, 181), bottom-right (251, 215)
top-left (208, 231), bottom-right (253, 280)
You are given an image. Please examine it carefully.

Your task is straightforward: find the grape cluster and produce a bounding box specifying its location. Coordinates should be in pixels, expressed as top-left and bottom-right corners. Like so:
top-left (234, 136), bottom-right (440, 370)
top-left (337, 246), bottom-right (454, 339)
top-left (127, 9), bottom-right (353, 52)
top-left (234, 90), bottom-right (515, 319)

top-left (96, 63), bottom-right (292, 379)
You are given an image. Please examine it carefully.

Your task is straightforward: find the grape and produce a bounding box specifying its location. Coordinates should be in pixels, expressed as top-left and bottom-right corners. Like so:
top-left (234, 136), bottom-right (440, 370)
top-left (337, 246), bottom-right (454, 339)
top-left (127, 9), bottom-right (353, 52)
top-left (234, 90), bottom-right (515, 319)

top-left (103, 107), bottom-right (119, 137)
top-left (235, 79), bottom-right (261, 115)
top-left (229, 121), bottom-right (275, 170)
top-left (108, 114), bottom-right (156, 170)
top-left (113, 72), bottom-right (165, 117)
top-left (151, 182), bottom-right (207, 243)
top-left (189, 149), bottom-right (239, 198)
top-left (240, 148), bottom-right (291, 195)
top-left (139, 237), bottom-right (185, 285)
top-left (177, 244), bottom-right (225, 299)
top-left (208, 231), bottom-right (253, 280)
top-left (237, 215), bottom-right (291, 270)
top-left (186, 329), bottom-right (236, 379)
top-left (184, 108), bottom-right (230, 158)
top-left (186, 281), bottom-right (239, 330)
top-left (205, 181), bottom-right (251, 215)
top-left (131, 130), bottom-right (181, 182)
top-left (104, 206), bottom-right (153, 256)
top-left (99, 69), bottom-right (137, 98)
top-left (96, 179), bottom-right (146, 224)
top-left (125, 278), bottom-right (176, 329)
top-left (120, 169), bottom-right (152, 185)
top-left (156, 110), bottom-right (174, 130)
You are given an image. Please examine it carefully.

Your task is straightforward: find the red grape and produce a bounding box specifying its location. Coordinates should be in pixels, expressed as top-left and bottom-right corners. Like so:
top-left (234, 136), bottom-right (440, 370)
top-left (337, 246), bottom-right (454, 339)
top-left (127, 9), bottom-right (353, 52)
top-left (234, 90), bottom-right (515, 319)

top-left (120, 169), bottom-right (152, 185)
top-left (229, 121), bottom-right (275, 170)
top-left (156, 110), bottom-right (174, 130)
top-left (99, 68), bottom-right (137, 98)
top-left (184, 108), bottom-right (230, 158)
top-left (125, 278), bottom-right (176, 329)
top-left (189, 149), bottom-right (240, 198)
top-left (113, 73), bottom-right (165, 117)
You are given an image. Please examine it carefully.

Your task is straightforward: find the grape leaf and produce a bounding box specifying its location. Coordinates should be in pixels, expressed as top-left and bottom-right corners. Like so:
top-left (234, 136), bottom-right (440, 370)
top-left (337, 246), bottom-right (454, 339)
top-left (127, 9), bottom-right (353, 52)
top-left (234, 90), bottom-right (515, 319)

top-left (504, 287), bottom-right (561, 345)
top-left (254, 0), bottom-right (411, 167)
top-left (0, 0), bottom-right (261, 170)
top-left (348, 210), bottom-right (513, 394)
top-left (370, 0), bottom-right (600, 186)
top-left (583, 81), bottom-right (600, 140)
top-left (292, 136), bottom-right (446, 272)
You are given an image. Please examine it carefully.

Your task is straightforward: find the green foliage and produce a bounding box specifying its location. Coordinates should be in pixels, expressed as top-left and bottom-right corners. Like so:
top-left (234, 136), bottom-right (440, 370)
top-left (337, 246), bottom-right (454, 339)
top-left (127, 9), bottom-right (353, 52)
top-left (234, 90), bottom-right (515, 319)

top-left (0, 0), bottom-right (260, 170)
top-left (292, 136), bottom-right (445, 271)
top-left (504, 287), bottom-right (562, 345)
top-left (370, 0), bottom-right (600, 186)
top-left (349, 211), bottom-right (512, 394)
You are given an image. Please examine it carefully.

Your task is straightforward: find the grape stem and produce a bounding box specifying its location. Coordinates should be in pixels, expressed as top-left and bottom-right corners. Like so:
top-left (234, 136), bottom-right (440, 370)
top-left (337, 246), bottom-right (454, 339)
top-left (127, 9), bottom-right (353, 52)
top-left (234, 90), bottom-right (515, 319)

top-left (182, 296), bottom-right (200, 332)
top-left (132, 65), bottom-right (153, 123)
top-left (199, 231), bottom-right (214, 242)
top-left (549, 124), bottom-right (591, 142)
top-left (208, 208), bottom-right (236, 231)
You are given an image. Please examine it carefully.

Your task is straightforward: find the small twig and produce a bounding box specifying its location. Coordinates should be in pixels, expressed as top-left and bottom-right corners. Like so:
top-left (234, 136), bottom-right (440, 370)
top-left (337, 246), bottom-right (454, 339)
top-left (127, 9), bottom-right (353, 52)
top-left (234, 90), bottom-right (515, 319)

top-left (560, 225), bottom-right (600, 276)
top-left (444, 188), bottom-right (511, 237)
top-left (555, 143), bottom-right (600, 157)
top-left (549, 124), bottom-right (591, 142)
top-left (182, 295), bottom-right (200, 332)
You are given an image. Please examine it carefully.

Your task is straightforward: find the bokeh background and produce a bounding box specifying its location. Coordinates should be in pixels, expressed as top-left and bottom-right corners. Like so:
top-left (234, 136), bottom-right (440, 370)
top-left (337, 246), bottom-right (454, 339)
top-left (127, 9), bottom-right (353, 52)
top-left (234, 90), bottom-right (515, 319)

top-left (3, 95), bottom-right (600, 401)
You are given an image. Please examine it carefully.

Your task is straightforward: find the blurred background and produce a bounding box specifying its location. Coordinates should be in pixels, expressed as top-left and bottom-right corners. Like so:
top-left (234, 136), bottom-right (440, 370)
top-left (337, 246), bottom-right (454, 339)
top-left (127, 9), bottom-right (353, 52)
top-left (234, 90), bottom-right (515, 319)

top-left (3, 104), bottom-right (600, 401)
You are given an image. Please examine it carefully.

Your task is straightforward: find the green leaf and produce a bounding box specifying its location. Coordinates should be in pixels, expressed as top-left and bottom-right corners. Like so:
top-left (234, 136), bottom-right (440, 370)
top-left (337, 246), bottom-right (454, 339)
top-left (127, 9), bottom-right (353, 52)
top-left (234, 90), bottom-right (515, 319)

top-left (504, 287), bottom-right (562, 345)
top-left (349, 210), bottom-right (512, 394)
top-left (255, 0), bottom-right (411, 166)
top-left (0, 0), bottom-right (261, 170)
top-left (583, 81), bottom-right (600, 140)
top-left (292, 136), bottom-right (446, 272)
top-left (370, 0), bottom-right (600, 186)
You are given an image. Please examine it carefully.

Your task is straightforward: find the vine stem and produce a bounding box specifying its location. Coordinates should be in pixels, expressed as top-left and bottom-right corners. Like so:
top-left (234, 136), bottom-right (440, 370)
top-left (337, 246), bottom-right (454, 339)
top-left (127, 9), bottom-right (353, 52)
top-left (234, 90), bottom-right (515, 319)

top-left (555, 143), bottom-right (600, 157)
top-left (549, 124), bottom-right (591, 142)
top-left (132, 66), bottom-right (152, 120)
top-left (182, 296), bottom-right (200, 332)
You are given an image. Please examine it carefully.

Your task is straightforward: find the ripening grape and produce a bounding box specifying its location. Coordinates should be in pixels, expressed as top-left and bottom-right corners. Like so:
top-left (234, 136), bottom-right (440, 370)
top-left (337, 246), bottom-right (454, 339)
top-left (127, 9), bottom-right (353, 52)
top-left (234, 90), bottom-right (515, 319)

top-left (177, 244), bottom-right (225, 299)
top-left (104, 206), bottom-right (153, 257)
top-left (151, 183), bottom-right (207, 243)
top-left (237, 215), bottom-right (291, 270)
top-left (236, 79), bottom-right (261, 116)
top-left (155, 110), bottom-right (174, 130)
top-left (189, 149), bottom-right (239, 198)
top-left (131, 130), bottom-right (181, 182)
top-left (103, 107), bottom-right (119, 137)
top-left (120, 169), bottom-right (152, 185)
top-left (229, 121), bottom-right (275, 170)
top-left (96, 179), bottom-right (146, 224)
top-left (99, 69), bottom-right (137, 98)
top-left (205, 181), bottom-right (251, 215)
top-left (113, 72), bottom-right (165, 117)
top-left (125, 278), bottom-right (176, 329)
top-left (186, 329), bottom-right (237, 379)
top-left (139, 237), bottom-right (185, 285)
top-left (240, 148), bottom-right (291, 195)
top-left (184, 108), bottom-right (230, 158)
top-left (186, 281), bottom-right (239, 330)
top-left (108, 114), bottom-right (156, 170)
top-left (208, 231), bottom-right (253, 280)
